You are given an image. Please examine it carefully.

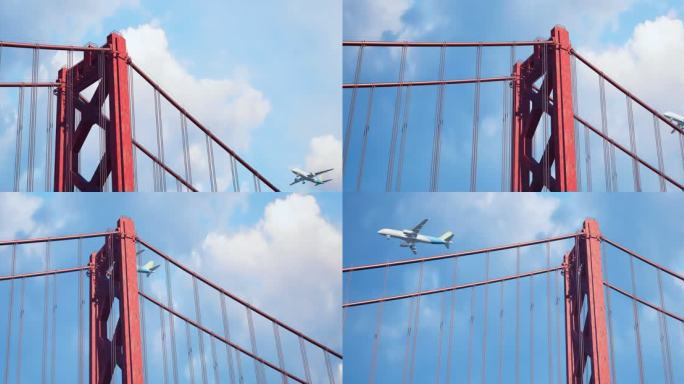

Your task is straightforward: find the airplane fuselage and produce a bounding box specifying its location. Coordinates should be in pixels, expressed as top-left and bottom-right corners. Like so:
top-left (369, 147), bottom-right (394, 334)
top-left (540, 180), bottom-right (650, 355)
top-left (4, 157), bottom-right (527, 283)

top-left (377, 228), bottom-right (448, 245)
top-left (291, 168), bottom-right (325, 185)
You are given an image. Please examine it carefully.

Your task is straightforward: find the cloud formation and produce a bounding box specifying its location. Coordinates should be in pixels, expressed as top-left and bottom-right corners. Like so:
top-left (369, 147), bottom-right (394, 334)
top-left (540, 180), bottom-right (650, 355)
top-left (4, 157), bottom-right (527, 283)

top-left (304, 134), bottom-right (342, 190)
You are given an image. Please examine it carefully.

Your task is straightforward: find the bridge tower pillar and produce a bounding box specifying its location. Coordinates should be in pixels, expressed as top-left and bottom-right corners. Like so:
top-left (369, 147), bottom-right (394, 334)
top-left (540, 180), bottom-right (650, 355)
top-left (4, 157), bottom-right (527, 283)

top-left (90, 217), bottom-right (144, 383)
top-left (54, 32), bottom-right (135, 192)
top-left (511, 25), bottom-right (577, 191)
top-left (563, 219), bottom-right (611, 383)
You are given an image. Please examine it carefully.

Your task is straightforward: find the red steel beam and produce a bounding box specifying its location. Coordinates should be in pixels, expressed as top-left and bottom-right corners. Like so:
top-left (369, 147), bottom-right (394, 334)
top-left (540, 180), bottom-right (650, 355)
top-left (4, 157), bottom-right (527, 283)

top-left (600, 237), bottom-right (684, 281)
top-left (0, 230), bottom-right (116, 246)
top-left (0, 41), bottom-right (111, 51)
top-left (90, 217), bottom-right (144, 384)
top-left (343, 232), bottom-right (578, 272)
top-left (564, 219), bottom-right (611, 384)
top-left (53, 68), bottom-right (69, 191)
top-left (343, 76), bottom-right (514, 88)
top-left (0, 82), bottom-right (61, 87)
top-left (344, 265), bottom-right (562, 308)
top-left (511, 62), bottom-right (523, 191)
top-left (343, 40), bottom-right (552, 47)
top-left (0, 265), bottom-right (89, 281)
top-left (131, 139), bottom-right (198, 191)
top-left (603, 281), bottom-right (683, 323)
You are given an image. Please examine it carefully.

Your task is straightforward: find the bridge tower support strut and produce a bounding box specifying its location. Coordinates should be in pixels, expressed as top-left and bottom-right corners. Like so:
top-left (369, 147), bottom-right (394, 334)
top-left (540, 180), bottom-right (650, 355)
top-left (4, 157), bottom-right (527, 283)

top-left (511, 25), bottom-right (577, 191)
top-left (54, 32), bottom-right (134, 192)
top-left (563, 219), bottom-right (611, 383)
top-left (90, 217), bottom-right (144, 383)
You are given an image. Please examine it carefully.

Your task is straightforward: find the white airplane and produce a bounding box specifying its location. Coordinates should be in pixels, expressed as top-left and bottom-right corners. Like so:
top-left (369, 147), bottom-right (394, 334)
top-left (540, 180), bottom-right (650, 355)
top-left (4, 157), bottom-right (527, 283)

top-left (290, 167), bottom-right (334, 186)
top-left (377, 219), bottom-right (454, 254)
top-left (137, 260), bottom-right (160, 277)
top-left (664, 111), bottom-right (684, 133)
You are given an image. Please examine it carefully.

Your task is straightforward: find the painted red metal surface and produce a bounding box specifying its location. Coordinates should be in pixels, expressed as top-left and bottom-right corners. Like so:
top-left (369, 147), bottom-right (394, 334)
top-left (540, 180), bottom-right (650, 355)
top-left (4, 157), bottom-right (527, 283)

top-left (54, 32), bottom-right (134, 192)
top-left (563, 219), bottom-right (611, 383)
top-left (90, 217), bottom-right (144, 384)
top-left (511, 25), bottom-right (577, 191)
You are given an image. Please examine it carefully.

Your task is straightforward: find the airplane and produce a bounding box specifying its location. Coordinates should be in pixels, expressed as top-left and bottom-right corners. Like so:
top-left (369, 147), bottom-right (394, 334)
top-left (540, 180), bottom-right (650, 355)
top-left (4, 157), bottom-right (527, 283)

top-left (664, 111), bottom-right (684, 133)
top-left (137, 260), bottom-right (160, 277)
top-left (290, 167), bottom-right (334, 186)
top-left (377, 219), bottom-right (454, 254)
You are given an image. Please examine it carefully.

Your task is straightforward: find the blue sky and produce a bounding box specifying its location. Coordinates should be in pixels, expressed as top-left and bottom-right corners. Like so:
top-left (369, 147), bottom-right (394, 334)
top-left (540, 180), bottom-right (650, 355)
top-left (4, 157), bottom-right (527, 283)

top-left (343, 0), bottom-right (684, 191)
top-left (0, 0), bottom-right (342, 191)
top-left (343, 193), bottom-right (684, 383)
top-left (0, 192), bottom-right (342, 383)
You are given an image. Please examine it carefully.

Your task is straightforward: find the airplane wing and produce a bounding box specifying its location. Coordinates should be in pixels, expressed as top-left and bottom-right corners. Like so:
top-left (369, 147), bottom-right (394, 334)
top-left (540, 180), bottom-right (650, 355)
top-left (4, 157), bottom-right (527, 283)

top-left (412, 219), bottom-right (428, 234)
top-left (149, 264), bottom-right (161, 272)
top-left (314, 168), bottom-right (334, 176)
top-left (316, 179), bottom-right (333, 185)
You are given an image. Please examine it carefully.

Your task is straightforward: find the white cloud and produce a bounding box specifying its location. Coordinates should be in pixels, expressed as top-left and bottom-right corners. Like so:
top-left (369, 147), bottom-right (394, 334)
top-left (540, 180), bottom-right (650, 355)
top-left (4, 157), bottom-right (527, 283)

top-left (0, 194), bottom-right (43, 238)
top-left (196, 194), bottom-right (341, 348)
top-left (122, 23), bottom-right (271, 151)
top-left (344, 0), bottom-right (413, 40)
top-left (302, 134), bottom-right (342, 191)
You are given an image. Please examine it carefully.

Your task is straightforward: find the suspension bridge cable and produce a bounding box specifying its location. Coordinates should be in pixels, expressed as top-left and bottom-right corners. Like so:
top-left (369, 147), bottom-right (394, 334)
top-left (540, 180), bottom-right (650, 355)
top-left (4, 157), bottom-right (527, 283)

top-left (554, 268), bottom-right (561, 384)
top-left (153, 90), bottom-right (166, 191)
top-left (497, 281), bottom-right (504, 384)
top-left (386, 45), bottom-right (407, 191)
top-left (481, 253), bottom-right (491, 384)
top-left (466, 286), bottom-right (476, 384)
top-left (402, 268), bottom-right (417, 384)
top-left (247, 308), bottom-right (266, 384)
top-left (545, 243), bottom-right (552, 384)
top-left (193, 278), bottom-right (209, 384)
top-left (129, 65), bottom-right (139, 191)
top-left (27, 48), bottom-right (39, 191)
top-left (66, 50), bottom-right (74, 191)
top-left (2, 245), bottom-right (16, 384)
top-left (343, 45), bottom-right (364, 167)
top-left (603, 243), bottom-right (617, 382)
top-left (325, 351), bottom-right (336, 384)
top-left (501, 72), bottom-right (509, 191)
top-left (408, 262), bottom-right (425, 384)
top-left (13, 86), bottom-right (25, 192)
top-left (164, 259), bottom-right (180, 384)
top-left (435, 292), bottom-right (446, 384)
top-left (299, 336), bottom-right (312, 384)
top-left (444, 258), bottom-right (459, 384)
top-left (230, 155), bottom-right (239, 192)
top-left (206, 134), bottom-right (217, 192)
top-left (160, 306), bottom-right (170, 384)
top-left (369, 259), bottom-right (391, 384)
top-left (98, 51), bottom-right (106, 191)
top-left (138, 245), bottom-right (150, 383)
top-left (396, 86), bottom-right (412, 191)
top-left (542, 42), bottom-right (549, 191)
top-left (656, 269), bottom-right (673, 384)
top-left (186, 319), bottom-right (196, 384)
top-left (77, 238), bottom-right (84, 384)
top-left (571, 49), bottom-right (582, 191)
top-left (469, 45), bottom-right (482, 192)
top-left (629, 256), bottom-right (645, 384)
top-left (41, 242), bottom-right (50, 384)
top-left (15, 278), bottom-right (26, 384)
top-left (219, 295), bottom-right (238, 384)
top-left (430, 45), bottom-right (446, 192)
top-left (210, 337), bottom-right (219, 384)
top-left (45, 86), bottom-right (54, 191)
top-left (356, 86), bottom-right (374, 191)
top-left (626, 97), bottom-right (641, 191)
top-left (50, 256), bottom-right (57, 384)
top-left (515, 247), bottom-right (520, 384)
top-left (598, 76), bottom-right (613, 191)
top-left (272, 324), bottom-right (286, 384)
top-left (529, 274), bottom-right (535, 384)
top-left (577, 56), bottom-right (592, 191)
top-left (179, 113), bottom-right (193, 189)
top-left (652, 115), bottom-right (667, 192)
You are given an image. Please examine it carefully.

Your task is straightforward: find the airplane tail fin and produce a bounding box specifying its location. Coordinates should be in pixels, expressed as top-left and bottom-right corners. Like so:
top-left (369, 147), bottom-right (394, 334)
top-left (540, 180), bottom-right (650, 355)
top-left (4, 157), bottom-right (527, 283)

top-left (440, 231), bottom-right (454, 248)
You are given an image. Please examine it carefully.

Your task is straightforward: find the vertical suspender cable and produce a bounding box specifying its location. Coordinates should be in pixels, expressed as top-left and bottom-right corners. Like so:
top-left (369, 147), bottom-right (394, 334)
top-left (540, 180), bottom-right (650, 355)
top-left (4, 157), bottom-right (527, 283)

top-left (41, 242), bottom-right (51, 384)
top-left (15, 278), bottom-right (26, 383)
top-left (497, 281), bottom-right (504, 384)
top-left (515, 247), bottom-right (520, 384)
top-left (138, 246), bottom-right (150, 383)
top-left (402, 266), bottom-right (418, 384)
top-left (545, 243), bottom-right (552, 384)
top-left (45, 86), bottom-right (54, 191)
top-left (469, 45), bottom-right (482, 192)
top-left (186, 320), bottom-right (196, 384)
top-left (435, 292), bottom-right (446, 384)
top-left (50, 258), bottom-right (56, 384)
top-left (78, 238), bottom-right (84, 384)
top-left (554, 268), bottom-right (562, 384)
top-left (154, 90), bottom-right (168, 191)
top-left (272, 324), bottom-right (287, 384)
top-left (576, 57), bottom-right (592, 191)
top-left (129, 65), bottom-right (139, 191)
top-left (430, 45), bottom-right (446, 192)
top-left (193, 278), bottom-right (209, 384)
top-left (180, 114), bottom-right (193, 189)
top-left (3, 245), bottom-right (16, 384)
top-left (444, 259), bottom-right (459, 384)
top-left (246, 308), bottom-right (265, 384)
top-left (343, 45), bottom-right (364, 167)
top-left (408, 262), bottom-right (425, 384)
top-left (626, 97), bottom-right (641, 191)
top-left (466, 286), bottom-right (476, 384)
top-left (529, 274), bottom-right (535, 384)
top-left (396, 87), bottom-right (412, 191)
top-left (325, 351), bottom-right (336, 384)
top-left (14, 86), bottom-right (25, 192)
top-left (598, 76), bottom-right (612, 191)
top-left (66, 50), bottom-right (74, 191)
top-left (231, 156), bottom-right (240, 192)
top-left (160, 306), bottom-right (170, 384)
top-left (27, 48), bottom-right (39, 191)
top-left (205, 134), bottom-right (217, 192)
top-left (219, 295), bottom-right (238, 384)
top-left (653, 115), bottom-right (667, 191)
top-left (165, 259), bottom-right (180, 384)
top-left (501, 71), bottom-right (510, 191)
top-left (356, 87), bottom-right (374, 191)
top-left (369, 260), bottom-right (391, 384)
top-left (299, 336), bottom-right (313, 384)
top-left (603, 243), bottom-right (617, 382)
top-left (542, 43), bottom-right (549, 191)
top-left (481, 253), bottom-right (490, 384)
top-left (656, 269), bottom-right (673, 384)
top-left (98, 51), bottom-right (106, 191)
top-left (210, 336), bottom-right (219, 384)
top-left (571, 50), bottom-right (582, 191)
top-left (629, 256), bottom-right (645, 384)
top-left (386, 45), bottom-right (407, 191)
